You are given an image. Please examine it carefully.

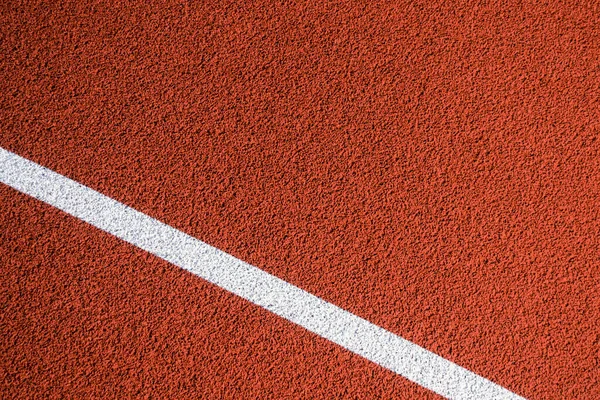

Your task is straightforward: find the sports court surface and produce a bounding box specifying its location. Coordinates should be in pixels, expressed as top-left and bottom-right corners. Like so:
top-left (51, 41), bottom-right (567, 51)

top-left (1, 1), bottom-right (599, 399)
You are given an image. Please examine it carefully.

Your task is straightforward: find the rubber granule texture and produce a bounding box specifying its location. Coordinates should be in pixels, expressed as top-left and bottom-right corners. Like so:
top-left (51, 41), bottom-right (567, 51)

top-left (1, 1), bottom-right (600, 399)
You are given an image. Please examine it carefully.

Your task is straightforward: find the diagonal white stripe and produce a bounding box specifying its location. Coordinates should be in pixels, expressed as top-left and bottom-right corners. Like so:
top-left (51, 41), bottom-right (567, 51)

top-left (0, 147), bottom-right (524, 400)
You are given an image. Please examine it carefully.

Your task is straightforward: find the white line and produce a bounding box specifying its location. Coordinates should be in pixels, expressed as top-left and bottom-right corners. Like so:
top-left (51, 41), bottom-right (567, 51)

top-left (0, 147), bottom-right (524, 400)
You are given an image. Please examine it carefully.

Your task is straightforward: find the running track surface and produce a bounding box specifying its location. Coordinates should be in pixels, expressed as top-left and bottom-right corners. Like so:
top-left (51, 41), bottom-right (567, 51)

top-left (1, 1), bottom-right (599, 399)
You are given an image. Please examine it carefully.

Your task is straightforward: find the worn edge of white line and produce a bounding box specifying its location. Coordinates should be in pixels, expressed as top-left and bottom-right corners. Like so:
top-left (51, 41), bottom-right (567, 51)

top-left (0, 147), bottom-right (525, 400)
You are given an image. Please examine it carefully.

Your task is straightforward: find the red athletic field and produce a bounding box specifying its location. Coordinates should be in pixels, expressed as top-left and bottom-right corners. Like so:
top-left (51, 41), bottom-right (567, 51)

top-left (1, 1), bottom-right (599, 398)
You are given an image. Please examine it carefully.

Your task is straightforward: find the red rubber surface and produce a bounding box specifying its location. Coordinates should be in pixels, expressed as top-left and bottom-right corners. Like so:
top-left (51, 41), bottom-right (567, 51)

top-left (2, 1), bottom-right (600, 398)
top-left (0, 186), bottom-right (437, 398)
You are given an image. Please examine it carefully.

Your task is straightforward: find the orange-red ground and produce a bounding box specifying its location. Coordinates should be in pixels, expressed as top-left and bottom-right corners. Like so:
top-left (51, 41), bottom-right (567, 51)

top-left (2, 1), bottom-right (599, 398)
top-left (0, 186), bottom-right (438, 398)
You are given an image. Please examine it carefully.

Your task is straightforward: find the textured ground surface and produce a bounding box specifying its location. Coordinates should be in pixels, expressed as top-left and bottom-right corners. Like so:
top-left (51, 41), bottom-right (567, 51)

top-left (1, 0), bottom-right (599, 398)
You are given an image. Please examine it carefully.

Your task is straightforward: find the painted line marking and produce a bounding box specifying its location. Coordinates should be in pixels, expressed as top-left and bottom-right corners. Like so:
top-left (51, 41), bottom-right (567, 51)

top-left (0, 147), bottom-right (524, 400)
